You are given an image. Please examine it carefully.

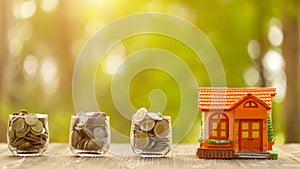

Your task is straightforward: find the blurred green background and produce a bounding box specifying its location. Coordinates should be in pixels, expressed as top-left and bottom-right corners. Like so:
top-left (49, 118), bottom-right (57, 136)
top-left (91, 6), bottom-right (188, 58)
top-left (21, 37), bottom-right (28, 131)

top-left (1, 0), bottom-right (300, 144)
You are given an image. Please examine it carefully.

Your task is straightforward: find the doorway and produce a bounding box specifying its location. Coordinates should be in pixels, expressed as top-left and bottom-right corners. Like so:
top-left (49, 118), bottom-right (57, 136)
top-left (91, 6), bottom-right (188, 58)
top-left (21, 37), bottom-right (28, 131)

top-left (239, 120), bottom-right (262, 151)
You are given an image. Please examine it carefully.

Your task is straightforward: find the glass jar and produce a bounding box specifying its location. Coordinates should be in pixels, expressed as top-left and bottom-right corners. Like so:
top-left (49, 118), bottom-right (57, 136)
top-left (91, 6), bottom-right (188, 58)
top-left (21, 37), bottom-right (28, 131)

top-left (69, 112), bottom-right (110, 157)
top-left (7, 111), bottom-right (49, 156)
top-left (131, 112), bottom-right (172, 157)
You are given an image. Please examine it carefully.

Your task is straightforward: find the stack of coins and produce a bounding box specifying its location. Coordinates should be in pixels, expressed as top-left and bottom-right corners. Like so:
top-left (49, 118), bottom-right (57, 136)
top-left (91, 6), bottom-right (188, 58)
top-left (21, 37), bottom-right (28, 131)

top-left (131, 108), bottom-right (171, 156)
top-left (7, 110), bottom-right (49, 155)
top-left (69, 112), bottom-right (110, 155)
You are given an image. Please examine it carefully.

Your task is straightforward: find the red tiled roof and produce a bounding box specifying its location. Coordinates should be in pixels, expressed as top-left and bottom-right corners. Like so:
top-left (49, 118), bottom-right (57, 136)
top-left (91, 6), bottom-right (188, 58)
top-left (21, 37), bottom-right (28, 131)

top-left (198, 88), bottom-right (276, 111)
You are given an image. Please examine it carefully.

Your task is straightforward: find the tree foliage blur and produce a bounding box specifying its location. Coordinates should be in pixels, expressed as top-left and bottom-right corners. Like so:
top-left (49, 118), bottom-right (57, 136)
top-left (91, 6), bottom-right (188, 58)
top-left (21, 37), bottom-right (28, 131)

top-left (0, 0), bottom-right (298, 143)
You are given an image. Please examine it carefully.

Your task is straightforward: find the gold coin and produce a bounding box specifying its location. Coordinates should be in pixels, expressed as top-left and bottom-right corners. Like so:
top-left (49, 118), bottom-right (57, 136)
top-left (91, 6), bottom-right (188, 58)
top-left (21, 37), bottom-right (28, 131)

top-left (31, 120), bottom-right (43, 134)
top-left (147, 112), bottom-right (163, 121)
top-left (154, 120), bottom-right (170, 138)
top-left (93, 114), bottom-right (106, 126)
top-left (71, 130), bottom-right (80, 147)
top-left (8, 130), bottom-right (16, 143)
top-left (19, 122), bottom-right (29, 133)
top-left (25, 114), bottom-right (38, 126)
top-left (139, 118), bottom-right (155, 132)
top-left (135, 132), bottom-right (149, 149)
top-left (93, 127), bottom-right (106, 140)
top-left (76, 112), bottom-right (88, 127)
top-left (75, 138), bottom-right (86, 149)
top-left (13, 138), bottom-right (26, 148)
top-left (41, 133), bottom-right (48, 140)
top-left (146, 140), bottom-right (155, 150)
top-left (40, 137), bottom-right (47, 146)
top-left (26, 132), bottom-right (41, 140)
top-left (18, 109), bottom-right (28, 114)
top-left (83, 127), bottom-right (94, 139)
top-left (24, 135), bottom-right (41, 143)
top-left (15, 129), bottom-right (27, 139)
top-left (16, 125), bottom-right (29, 138)
top-left (13, 110), bottom-right (28, 116)
top-left (18, 141), bottom-right (32, 149)
top-left (85, 140), bottom-right (100, 150)
top-left (133, 107), bottom-right (147, 124)
top-left (12, 118), bottom-right (25, 132)
top-left (92, 138), bottom-right (103, 149)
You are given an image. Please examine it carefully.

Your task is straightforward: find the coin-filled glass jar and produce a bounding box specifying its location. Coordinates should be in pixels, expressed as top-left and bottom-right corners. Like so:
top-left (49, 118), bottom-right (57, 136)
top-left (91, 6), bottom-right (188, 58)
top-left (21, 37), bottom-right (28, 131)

top-left (130, 108), bottom-right (172, 157)
top-left (7, 110), bottom-right (49, 156)
top-left (69, 112), bottom-right (110, 156)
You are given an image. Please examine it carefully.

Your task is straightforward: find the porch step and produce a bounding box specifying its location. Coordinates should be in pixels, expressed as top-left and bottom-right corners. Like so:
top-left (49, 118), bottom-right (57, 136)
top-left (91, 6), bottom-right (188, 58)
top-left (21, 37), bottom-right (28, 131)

top-left (235, 152), bottom-right (274, 159)
top-left (198, 149), bottom-right (278, 159)
top-left (197, 148), bottom-right (235, 159)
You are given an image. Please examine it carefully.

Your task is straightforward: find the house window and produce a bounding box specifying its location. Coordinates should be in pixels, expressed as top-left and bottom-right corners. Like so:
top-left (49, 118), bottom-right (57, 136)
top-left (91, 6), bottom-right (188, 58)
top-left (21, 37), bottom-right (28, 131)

top-left (241, 121), bottom-right (261, 139)
top-left (209, 113), bottom-right (229, 139)
top-left (243, 101), bottom-right (258, 108)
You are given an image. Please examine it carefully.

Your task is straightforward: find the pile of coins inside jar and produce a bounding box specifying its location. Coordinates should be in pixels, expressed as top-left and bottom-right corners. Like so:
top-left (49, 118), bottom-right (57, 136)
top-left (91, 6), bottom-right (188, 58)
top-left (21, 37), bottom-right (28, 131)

top-left (69, 112), bottom-right (110, 156)
top-left (7, 110), bottom-right (49, 155)
top-left (131, 108), bottom-right (171, 156)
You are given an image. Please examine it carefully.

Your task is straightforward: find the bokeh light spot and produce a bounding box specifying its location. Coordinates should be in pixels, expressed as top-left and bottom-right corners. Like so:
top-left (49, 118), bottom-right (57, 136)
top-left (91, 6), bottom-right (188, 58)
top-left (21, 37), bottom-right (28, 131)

top-left (268, 26), bottom-right (283, 47)
top-left (244, 66), bottom-right (260, 86)
top-left (20, 0), bottom-right (36, 19)
top-left (247, 40), bottom-right (261, 60)
top-left (41, 0), bottom-right (59, 12)
top-left (23, 54), bottom-right (38, 77)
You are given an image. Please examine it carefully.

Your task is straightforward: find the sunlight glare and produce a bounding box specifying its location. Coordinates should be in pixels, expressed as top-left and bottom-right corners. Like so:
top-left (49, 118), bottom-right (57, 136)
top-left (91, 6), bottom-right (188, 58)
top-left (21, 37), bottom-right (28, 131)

top-left (103, 43), bottom-right (126, 75)
top-left (41, 0), bottom-right (59, 12)
top-left (40, 57), bottom-right (59, 94)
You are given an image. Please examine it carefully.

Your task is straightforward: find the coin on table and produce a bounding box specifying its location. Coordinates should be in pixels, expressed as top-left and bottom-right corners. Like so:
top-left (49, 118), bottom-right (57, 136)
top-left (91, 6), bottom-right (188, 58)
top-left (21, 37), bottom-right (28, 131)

top-left (31, 120), bottom-right (43, 134)
top-left (154, 120), bottom-right (170, 138)
top-left (135, 132), bottom-right (150, 149)
top-left (147, 112), bottom-right (163, 121)
top-left (25, 113), bottom-right (38, 126)
top-left (12, 118), bottom-right (25, 132)
top-left (139, 118), bottom-right (155, 132)
top-left (133, 107), bottom-right (147, 124)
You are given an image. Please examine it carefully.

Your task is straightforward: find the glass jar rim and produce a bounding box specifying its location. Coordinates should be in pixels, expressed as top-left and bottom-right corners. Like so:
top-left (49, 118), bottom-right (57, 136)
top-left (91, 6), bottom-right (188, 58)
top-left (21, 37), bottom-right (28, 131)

top-left (71, 114), bottom-right (110, 119)
top-left (9, 113), bottom-right (48, 118)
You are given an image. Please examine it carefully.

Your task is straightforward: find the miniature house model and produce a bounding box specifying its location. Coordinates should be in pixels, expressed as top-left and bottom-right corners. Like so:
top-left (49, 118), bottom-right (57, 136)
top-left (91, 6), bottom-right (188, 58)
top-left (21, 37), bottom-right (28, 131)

top-left (197, 88), bottom-right (278, 159)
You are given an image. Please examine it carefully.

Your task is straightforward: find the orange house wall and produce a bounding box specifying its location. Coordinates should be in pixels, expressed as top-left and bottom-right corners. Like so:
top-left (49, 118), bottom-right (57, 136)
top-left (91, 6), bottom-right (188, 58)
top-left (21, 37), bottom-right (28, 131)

top-left (201, 98), bottom-right (270, 152)
top-left (234, 98), bottom-right (269, 152)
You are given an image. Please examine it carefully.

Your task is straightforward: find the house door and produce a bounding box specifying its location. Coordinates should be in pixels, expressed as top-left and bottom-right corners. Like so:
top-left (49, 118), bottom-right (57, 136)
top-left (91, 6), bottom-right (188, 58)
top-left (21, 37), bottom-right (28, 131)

top-left (239, 120), bottom-right (262, 151)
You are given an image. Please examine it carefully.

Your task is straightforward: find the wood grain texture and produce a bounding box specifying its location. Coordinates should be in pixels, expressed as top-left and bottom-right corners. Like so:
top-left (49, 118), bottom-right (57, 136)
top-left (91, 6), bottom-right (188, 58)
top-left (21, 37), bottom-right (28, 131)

top-left (0, 144), bottom-right (300, 169)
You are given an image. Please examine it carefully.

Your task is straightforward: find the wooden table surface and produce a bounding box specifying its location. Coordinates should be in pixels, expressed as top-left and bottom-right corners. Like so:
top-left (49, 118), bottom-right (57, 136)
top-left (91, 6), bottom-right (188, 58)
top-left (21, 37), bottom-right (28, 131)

top-left (0, 143), bottom-right (300, 169)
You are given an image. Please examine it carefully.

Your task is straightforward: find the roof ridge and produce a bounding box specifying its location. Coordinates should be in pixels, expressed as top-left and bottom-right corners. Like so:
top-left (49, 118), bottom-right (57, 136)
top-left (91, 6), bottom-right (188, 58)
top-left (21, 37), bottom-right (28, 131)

top-left (198, 88), bottom-right (276, 110)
